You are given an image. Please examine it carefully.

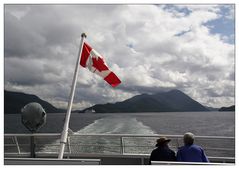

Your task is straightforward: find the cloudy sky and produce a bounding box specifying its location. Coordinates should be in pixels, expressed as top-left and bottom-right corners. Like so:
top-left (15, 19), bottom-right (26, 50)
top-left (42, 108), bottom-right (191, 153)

top-left (4, 4), bottom-right (235, 110)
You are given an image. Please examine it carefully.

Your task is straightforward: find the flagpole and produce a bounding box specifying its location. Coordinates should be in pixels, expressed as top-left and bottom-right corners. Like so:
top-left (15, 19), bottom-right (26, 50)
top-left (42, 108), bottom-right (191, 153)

top-left (58, 33), bottom-right (87, 159)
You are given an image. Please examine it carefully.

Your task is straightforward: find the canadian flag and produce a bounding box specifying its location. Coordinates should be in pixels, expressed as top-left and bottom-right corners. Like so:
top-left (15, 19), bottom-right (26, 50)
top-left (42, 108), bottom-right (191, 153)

top-left (80, 42), bottom-right (121, 87)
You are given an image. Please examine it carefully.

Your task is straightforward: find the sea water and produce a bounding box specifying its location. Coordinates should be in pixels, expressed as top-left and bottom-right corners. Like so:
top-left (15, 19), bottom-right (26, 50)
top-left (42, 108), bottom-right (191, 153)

top-left (4, 111), bottom-right (235, 156)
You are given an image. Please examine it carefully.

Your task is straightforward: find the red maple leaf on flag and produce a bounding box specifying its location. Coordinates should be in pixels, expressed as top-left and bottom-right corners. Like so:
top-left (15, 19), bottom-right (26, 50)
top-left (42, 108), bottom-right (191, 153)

top-left (92, 57), bottom-right (109, 72)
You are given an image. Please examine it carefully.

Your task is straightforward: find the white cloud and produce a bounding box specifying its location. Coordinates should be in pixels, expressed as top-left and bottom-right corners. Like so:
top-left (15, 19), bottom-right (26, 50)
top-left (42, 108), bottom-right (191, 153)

top-left (4, 4), bottom-right (235, 109)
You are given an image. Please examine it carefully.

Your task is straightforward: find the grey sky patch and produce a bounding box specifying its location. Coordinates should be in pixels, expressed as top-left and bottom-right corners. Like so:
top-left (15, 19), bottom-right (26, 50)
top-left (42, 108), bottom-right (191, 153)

top-left (174, 28), bottom-right (192, 37)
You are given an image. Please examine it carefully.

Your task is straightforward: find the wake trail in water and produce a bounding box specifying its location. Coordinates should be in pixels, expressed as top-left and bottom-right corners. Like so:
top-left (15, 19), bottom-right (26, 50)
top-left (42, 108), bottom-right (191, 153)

top-left (77, 116), bottom-right (156, 134)
top-left (40, 116), bottom-right (156, 154)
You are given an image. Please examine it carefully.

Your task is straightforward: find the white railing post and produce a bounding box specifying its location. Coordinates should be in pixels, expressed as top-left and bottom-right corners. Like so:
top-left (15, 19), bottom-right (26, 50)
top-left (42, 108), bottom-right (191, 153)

top-left (13, 136), bottom-right (21, 155)
top-left (141, 157), bottom-right (144, 165)
top-left (176, 138), bottom-right (180, 149)
top-left (67, 137), bottom-right (72, 159)
top-left (120, 137), bottom-right (124, 154)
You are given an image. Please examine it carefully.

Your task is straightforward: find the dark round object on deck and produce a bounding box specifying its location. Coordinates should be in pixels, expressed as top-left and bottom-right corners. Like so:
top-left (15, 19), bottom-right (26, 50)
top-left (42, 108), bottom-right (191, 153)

top-left (21, 102), bottom-right (46, 132)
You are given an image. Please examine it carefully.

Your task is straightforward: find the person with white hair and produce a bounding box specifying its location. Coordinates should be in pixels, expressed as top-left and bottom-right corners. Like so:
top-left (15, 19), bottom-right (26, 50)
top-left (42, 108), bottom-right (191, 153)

top-left (176, 132), bottom-right (209, 162)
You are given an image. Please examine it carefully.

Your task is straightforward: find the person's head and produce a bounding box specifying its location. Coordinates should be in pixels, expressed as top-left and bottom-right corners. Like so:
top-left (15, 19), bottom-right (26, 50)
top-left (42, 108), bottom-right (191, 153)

top-left (183, 132), bottom-right (195, 146)
top-left (156, 137), bottom-right (171, 147)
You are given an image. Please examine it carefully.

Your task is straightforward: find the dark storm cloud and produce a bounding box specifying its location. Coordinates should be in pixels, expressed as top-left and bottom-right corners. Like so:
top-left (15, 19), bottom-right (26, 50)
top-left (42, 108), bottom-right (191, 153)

top-left (4, 57), bottom-right (64, 86)
top-left (4, 12), bottom-right (46, 58)
top-left (117, 84), bottom-right (175, 94)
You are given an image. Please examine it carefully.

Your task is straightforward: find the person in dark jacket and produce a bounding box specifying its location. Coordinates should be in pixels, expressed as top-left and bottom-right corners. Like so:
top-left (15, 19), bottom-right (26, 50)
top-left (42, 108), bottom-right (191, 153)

top-left (177, 132), bottom-right (209, 162)
top-left (149, 137), bottom-right (176, 164)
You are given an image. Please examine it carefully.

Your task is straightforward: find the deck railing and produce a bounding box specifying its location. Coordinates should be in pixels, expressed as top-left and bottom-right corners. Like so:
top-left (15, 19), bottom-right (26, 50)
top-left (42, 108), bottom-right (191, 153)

top-left (4, 133), bottom-right (235, 163)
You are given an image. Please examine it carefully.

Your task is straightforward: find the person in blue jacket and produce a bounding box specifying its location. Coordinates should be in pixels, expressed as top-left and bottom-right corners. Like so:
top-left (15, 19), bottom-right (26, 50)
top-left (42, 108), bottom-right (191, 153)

top-left (177, 132), bottom-right (209, 162)
top-left (149, 137), bottom-right (176, 164)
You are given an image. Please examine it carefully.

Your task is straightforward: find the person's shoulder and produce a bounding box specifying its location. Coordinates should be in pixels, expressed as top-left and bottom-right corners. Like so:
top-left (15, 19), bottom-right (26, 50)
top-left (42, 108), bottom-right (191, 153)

top-left (177, 146), bottom-right (185, 151)
top-left (169, 148), bottom-right (176, 154)
top-left (151, 147), bottom-right (159, 153)
top-left (191, 144), bottom-right (204, 150)
top-left (191, 144), bottom-right (202, 148)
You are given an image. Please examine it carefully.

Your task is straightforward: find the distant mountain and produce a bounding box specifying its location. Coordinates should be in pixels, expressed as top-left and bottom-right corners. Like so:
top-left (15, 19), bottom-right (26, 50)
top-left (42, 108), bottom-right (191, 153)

top-left (218, 105), bottom-right (235, 111)
top-left (4, 90), bottom-right (65, 114)
top-left (81, 89), bottom-right (209, 113)
top-left (204, 106), bottom-right (219, 111)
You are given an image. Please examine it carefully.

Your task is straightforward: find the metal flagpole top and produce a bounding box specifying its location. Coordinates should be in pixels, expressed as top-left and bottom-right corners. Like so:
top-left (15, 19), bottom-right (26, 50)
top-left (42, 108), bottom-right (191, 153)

top-left (81, 33), bottom-right (87, 38)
